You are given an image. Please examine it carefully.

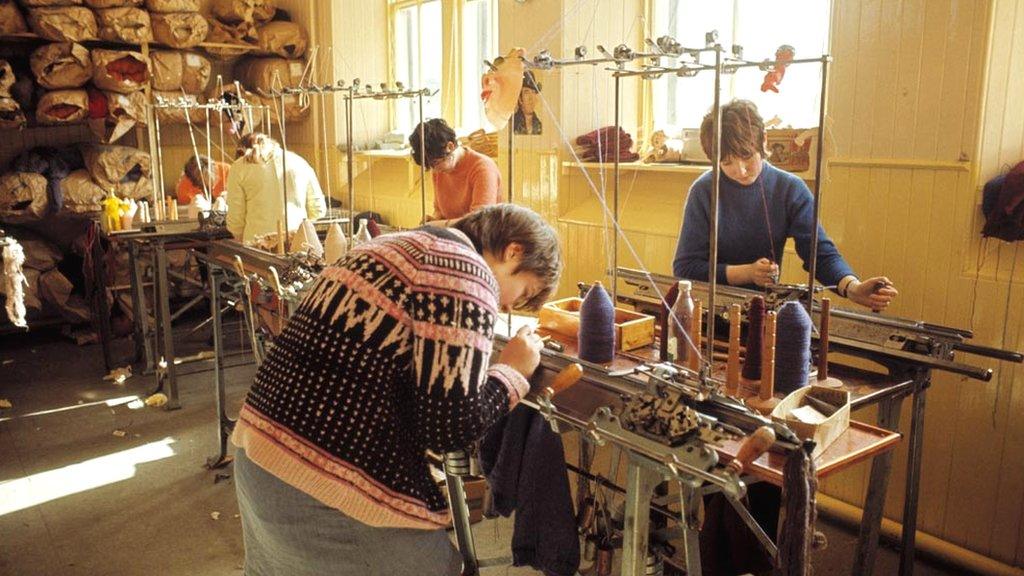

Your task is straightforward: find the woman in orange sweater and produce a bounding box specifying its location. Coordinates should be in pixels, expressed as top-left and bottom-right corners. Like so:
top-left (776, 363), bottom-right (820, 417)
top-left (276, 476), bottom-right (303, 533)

top-left (409, 118), bottom-right (502, 226)
top-left (176, 155), bottom-right (230, 205)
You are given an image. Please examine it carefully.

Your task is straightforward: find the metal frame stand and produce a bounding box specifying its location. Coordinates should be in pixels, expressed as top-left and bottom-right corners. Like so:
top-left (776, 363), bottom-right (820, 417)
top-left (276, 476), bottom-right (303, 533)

top-left (205, 264), bottom-right (237, 469)
top-left (444, 450), bottom-right (480, 576)
top-left (153, 239), bottom-right (181, 410)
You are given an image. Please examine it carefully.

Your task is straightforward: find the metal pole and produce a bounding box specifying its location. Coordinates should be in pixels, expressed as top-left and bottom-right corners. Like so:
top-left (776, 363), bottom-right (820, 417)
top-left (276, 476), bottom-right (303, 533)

top-left (612, 75), bottom-right (621, 305)
top-left (279, 92), bottom-right (290, 236)
top-left (419, 92), bottom-right (427, 222)
top-left (507, 118), bottom-right (514, 202)
top-left (346, 87), bottom-right (355, 242)
top-left (443, 450), bottom-right (479, 575)
top-left (151, 108), bottom-right (165, 220)
top-left (706, 46), bottom-right (723, 370)
top-left (807, 56), bottom-right (830, 313)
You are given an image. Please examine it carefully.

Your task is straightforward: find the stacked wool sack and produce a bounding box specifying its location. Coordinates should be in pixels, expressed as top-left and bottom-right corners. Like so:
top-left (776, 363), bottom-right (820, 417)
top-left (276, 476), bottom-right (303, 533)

top-left (23, 0), bottom-right (99, 42)
top-left (204, 0), bottom-right (275, 62)
top-left (574, 126), bottom-right (640, 163)
top-left (151, 48), bottom-right (212, 124)
top-left (0, 59), bottom-right (27, 130)
top-left (1, 0), bottom-right (28, 35)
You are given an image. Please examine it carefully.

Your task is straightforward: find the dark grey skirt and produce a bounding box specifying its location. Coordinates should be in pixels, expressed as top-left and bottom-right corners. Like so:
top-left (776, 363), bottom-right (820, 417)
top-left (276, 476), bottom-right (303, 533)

top-left (234, 448), bottom-right (462, 576)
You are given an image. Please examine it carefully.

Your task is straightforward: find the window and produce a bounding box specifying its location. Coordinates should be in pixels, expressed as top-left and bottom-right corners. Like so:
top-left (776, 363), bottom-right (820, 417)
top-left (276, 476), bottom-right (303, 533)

top-left (460, 0), bottom-right (497, 131)
top-left (390, 0), bottom-right (497, 133)
top-left (391, 0), bottom-right (443, 132)
top-left (650, 0), bottom-right (831, 132)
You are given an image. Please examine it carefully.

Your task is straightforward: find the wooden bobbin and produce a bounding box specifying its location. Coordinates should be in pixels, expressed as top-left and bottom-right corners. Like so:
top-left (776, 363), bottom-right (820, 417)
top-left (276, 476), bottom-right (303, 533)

top-left (276, 219), bottom-right (286, 255)
top-left (725, 304), bottom-right (742, 397)
top-left (817, 297), bottom-right (844, 388)
top-left (687, 299), bottom-right (703, 372)
top-left (749, 311), bottom-right (780, 415)
top-left (170, 198), bottom-right (179, 221)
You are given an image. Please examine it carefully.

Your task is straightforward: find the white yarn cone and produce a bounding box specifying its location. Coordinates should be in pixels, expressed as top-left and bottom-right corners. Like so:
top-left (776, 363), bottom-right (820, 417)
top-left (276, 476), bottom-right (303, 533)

top-left (290, 219), bottom-right (323, 259)
top-left (323, 223), bottom-right (348, 265)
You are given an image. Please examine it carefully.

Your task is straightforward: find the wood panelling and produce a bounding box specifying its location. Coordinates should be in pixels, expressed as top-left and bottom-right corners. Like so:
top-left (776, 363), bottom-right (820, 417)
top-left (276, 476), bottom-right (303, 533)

top-left (314, 0), bottom-right (1024, 565)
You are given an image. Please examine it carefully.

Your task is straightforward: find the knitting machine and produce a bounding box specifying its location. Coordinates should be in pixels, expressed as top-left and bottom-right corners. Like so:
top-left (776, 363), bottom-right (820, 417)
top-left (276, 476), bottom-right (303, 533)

top-left (614, 266), bottom-right (1023, 381)
top-left (435, 331), bottom-right (839, 576)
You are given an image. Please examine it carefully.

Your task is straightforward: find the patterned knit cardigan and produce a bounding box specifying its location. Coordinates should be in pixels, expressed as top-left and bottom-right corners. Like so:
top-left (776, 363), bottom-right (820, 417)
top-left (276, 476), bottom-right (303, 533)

top-left (231, 227), bottom-right (529, 529)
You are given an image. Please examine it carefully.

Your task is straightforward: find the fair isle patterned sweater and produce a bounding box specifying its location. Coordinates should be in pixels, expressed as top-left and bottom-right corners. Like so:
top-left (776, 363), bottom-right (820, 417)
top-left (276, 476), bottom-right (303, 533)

top-left (231, 227), bottom-right (529, 530)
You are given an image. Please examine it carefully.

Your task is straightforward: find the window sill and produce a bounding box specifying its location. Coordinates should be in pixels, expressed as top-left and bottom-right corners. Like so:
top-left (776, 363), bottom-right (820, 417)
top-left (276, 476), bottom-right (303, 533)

top-left (561, 160), bottom-right (816, 181)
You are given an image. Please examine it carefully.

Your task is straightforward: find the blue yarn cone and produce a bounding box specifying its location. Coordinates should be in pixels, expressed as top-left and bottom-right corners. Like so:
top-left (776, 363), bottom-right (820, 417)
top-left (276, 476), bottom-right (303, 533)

top-left (578, 282), bottom-right (616, 364)
top-left (774, 301), bottom-right (812, 395)
top-left (742, 296), bottom-right (765, 380)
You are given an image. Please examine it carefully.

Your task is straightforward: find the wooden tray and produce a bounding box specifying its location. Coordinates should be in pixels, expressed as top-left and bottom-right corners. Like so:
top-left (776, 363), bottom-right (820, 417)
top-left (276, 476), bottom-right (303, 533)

top-left (538, 297), bottom-right (654, 351)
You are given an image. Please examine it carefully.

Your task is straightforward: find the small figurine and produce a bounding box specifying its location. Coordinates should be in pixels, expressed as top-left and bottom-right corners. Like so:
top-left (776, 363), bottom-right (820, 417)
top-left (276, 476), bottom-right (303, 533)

top-left (761, 45), bottom-right (796, 93)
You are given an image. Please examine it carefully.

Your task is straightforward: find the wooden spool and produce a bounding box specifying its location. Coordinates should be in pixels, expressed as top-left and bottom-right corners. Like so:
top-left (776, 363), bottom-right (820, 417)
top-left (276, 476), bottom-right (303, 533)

top-left (276, 219), bottom-right (286, 255)
top-left (817, 297), bottom-right (844, 388)
top-left (687, 299), bottom-right (703, 372)
top-left (749, 310), bottom-right (780, 415)
top-left (725, 303), bottom-right (742, 396)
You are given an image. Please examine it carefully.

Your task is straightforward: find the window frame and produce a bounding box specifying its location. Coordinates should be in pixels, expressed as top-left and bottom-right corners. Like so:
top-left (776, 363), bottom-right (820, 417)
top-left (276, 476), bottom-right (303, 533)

top-left (641, 0), bottom-right (832, 138)
top-left (387, 0), bottom-right (498, 133)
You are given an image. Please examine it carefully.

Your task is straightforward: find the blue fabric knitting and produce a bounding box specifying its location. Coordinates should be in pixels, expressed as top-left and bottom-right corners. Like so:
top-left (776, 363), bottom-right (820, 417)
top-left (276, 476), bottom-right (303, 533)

top-left (673, 162), bottom-right (854, 290)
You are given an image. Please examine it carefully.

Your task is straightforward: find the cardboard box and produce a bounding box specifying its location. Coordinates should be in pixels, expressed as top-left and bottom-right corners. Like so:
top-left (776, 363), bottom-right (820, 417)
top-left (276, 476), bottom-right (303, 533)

top-left (538, 297), bottom-right (655, 351)
top-left (771, 385), bottom-right (850, 457)
top-left (766, 128), bottom-right (814, 173)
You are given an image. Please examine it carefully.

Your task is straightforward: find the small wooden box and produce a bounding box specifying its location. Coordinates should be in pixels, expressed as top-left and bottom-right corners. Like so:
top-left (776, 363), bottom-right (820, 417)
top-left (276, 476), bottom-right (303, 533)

top-left (770, 385), bottom-right (851, 457)
top-left (766, 128), bottom-right (813, 173)
top-left (538, 297), bottom-right (655, 351)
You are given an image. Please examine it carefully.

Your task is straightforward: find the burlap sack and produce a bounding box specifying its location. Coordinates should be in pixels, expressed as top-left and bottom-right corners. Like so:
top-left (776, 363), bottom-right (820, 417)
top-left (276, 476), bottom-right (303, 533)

top-left (234, 57), bottom-right (303, 95)
top-left (36, 89), bottom-right (88, 123)
top-left (40, 268), bottom-right (91, 323)
top-left (152, 90), bottom-right (203, 123)
top-left (144, 0), bottom-right (198, 12)
top-left (21, 267), bottom-right (42, 311)
top-left (180, 51), bottom-right (210, 94)
top-left (30, 42), bottom-right (92, 89)
top-left (21, 0), bottom-right (82, 6)
top-left (0, 172), bottom-right (49, 223)
top-left (81, 144), bottom-right (152, 199)
top-left (210, 0), bottom-right (253, 24)
top-left (0, 59), bottom-right (14, 96)
top-left (59, 169), bottom-right (105, 213)
top-left (96, 6), bottom-right (152, 44)
top-left (152, 12), bottom-right (207, 49)
top-left (204, 18), bottom-right (257, 62)
top-left (260, 93), bottom-right (307, 122)
top-left (27, 6), bottom-right (97, 41)
top-left (252, 0), bottom-right (274, 22)
top-left (256, 20), bottom-right (307, 59)
top-left (0, 97), bottom-right (26, 129)
top-left (84, 0), bottom-right (141, 7)
top-left (0, 0), bottom-right (28, 34)
top-left (101, 89), bottom-right (146, 142)
top-left (91, 49), bottom-right (148, 93)
top-left (150, 49), bottom-right (182, 91)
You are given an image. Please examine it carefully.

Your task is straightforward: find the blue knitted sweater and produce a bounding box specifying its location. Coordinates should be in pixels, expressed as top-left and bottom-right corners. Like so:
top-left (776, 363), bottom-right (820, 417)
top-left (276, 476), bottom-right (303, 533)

top-left (673, 162), bottom-right (854, 290)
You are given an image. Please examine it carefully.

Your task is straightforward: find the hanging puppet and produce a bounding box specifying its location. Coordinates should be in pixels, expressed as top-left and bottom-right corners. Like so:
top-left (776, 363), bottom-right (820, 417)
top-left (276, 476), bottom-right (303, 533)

top-left (481, 47), bottom-right (525, 130)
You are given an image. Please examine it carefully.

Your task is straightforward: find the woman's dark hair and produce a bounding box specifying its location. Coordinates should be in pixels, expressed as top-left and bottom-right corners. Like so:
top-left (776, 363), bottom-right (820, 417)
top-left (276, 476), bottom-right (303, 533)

top-left (409, 118), bottom-right (457, 169)
top-left (699, 99), bottom-right (766, 161)
top-left (453, 204), bottom-right (562, 311)
top-left (522, 70), bottom-right (541, 93)
top-left (184, 155), bottom-right (212, 187)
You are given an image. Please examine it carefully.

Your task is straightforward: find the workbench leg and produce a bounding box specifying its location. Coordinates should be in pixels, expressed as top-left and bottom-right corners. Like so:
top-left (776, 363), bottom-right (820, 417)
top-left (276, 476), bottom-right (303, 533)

top-left (852, 396), bottom-right (903, 576)
top-left (621, 458), bottom-right (662, 576)
top-left (154, 242), bottom-right (180, 410)
top-left (129, 242), bottom-right (156, 373)
top-left (90, 224), bottom-right (114, 372)
top-left (899, 374), bottom-right (929, 576)
top-left (680, 482), bottom-right (703, 576)
top-left (206, 266), bottom-right (234, 469)
top-left (443, 450), bottom-right (479, 576)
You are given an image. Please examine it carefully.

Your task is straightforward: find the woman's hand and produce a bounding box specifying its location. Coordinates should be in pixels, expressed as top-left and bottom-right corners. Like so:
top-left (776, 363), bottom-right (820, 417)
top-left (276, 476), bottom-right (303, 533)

top-left (498, 325), bottom-right (543, 379)
top-left (847, 276), bottom-right (898, 312)
top-left (728, 258), bottom-right (779, 286)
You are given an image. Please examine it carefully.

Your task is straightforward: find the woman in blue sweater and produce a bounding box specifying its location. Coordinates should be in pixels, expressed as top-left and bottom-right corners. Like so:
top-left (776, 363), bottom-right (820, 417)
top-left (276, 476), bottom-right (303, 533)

top-left (673, 100), bottom-right (897, 311)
